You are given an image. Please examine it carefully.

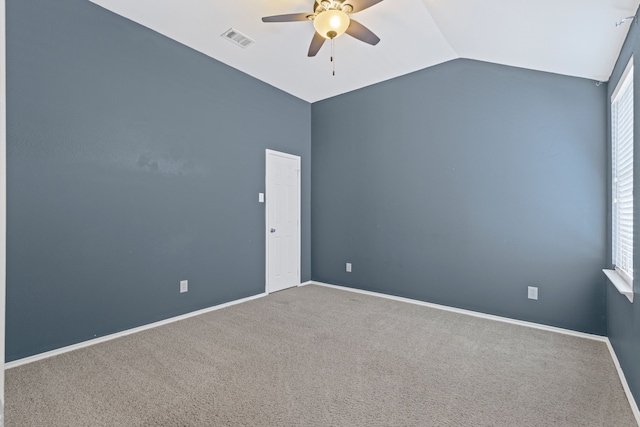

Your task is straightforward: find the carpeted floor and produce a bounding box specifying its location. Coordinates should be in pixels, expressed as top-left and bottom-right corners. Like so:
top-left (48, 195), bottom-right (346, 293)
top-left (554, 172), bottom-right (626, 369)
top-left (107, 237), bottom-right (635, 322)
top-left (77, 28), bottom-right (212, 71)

top-left (6, 285), bottom-right (637, 426)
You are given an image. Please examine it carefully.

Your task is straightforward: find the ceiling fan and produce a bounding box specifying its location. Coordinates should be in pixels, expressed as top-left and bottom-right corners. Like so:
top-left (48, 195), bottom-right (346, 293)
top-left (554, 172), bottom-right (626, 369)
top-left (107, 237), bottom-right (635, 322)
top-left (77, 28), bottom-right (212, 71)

top-left (262, 0), bottom-right (383, 57)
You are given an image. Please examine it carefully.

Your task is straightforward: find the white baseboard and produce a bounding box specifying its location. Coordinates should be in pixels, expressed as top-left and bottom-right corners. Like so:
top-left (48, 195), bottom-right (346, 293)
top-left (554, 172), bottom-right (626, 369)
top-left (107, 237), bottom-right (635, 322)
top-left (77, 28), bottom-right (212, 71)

top-left (309, 281), bottom-right (606, 341)
top-left (605, 339), bottom-right (640, 425)
top-left (308, 280), bottom-right (640, 425)
top-left (5, 292), bottom-right (268, 370)
top-left (8, 279), bottom-right (640, 426)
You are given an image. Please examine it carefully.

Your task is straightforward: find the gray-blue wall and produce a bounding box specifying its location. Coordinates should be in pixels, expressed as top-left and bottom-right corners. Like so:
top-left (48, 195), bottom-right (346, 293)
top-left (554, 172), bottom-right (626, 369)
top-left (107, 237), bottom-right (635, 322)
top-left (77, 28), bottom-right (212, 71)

top-left (5, 0), bottom-right (613, 363)
top-left (6, 0), bottom-right (311, 361)
top-left (312, 59), bottom-right (607, 334)
top-left (607, 9), bottom-right (640, 409)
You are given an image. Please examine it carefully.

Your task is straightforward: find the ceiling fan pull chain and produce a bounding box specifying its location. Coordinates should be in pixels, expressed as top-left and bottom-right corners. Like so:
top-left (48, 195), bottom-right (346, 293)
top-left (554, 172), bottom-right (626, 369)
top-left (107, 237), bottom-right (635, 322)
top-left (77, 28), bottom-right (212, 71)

top-left (331, 38), bottom-right (335, 76)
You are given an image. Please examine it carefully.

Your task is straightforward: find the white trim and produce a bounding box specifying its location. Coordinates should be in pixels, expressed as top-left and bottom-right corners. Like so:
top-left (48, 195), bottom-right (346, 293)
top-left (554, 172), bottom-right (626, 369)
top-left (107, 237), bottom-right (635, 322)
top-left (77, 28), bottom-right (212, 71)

top-left (605, 338), bottom-right (640, 425)
top-left (5, 292), bottom-right (268, 370)
top-left (265, 149), bottom-right (301, 294)
top-left (298, 281), bottom-right (313, 287)
top-left (603, 269), bottom-right (634, 302)
top-left (612, 56), bottom-right (634, 102)
top-left (308, 281), bottom-right (606, 341)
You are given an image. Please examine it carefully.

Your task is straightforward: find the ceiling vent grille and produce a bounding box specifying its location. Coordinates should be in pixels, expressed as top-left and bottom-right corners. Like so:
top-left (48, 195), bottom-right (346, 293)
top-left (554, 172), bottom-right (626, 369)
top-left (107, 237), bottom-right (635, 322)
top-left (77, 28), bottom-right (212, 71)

top-left (221, 28), bottom-right (255, 48)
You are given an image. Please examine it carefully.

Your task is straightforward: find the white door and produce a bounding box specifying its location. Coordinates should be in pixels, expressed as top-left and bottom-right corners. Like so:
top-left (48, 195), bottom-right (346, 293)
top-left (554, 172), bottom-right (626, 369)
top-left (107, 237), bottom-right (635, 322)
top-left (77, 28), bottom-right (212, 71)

top-left (266, 150), bottom-right (300, 293)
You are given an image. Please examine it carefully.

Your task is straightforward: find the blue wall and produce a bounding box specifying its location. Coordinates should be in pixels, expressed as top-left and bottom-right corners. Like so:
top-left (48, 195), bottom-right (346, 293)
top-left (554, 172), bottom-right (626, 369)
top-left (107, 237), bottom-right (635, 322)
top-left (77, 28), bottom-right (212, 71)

top-left (6, 0), bottom-right (615, 364)
top-left (607, 9), bottom-right (640, 409)
top-left (6, 0), bottom-right (311, 361)
top-left (312, 59), bottom-right (607, 334)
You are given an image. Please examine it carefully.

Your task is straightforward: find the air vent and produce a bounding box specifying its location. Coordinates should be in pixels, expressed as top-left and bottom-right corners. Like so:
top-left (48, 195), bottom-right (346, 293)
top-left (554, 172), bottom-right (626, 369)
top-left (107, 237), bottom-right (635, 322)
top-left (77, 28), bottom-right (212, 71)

top-left (221, 28), bottom-right (255, 48)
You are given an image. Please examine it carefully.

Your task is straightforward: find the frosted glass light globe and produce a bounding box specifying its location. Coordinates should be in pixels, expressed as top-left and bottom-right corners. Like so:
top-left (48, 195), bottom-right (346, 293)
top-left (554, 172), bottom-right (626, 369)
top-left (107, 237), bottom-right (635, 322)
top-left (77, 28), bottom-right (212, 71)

top-left (313, 10), bottom-right (350, 39)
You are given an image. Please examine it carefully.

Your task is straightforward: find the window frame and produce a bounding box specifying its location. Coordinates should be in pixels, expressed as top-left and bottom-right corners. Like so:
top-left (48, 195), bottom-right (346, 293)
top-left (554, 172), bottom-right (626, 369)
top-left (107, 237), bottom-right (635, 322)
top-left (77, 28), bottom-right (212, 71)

top-left (611, 56), bottom-right (634, 286)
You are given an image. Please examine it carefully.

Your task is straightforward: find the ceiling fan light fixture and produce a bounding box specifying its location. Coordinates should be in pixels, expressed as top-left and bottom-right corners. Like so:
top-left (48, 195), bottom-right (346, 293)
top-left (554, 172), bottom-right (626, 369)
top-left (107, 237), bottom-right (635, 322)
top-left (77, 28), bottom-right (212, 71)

top-left (313, 10), bottom-right (350, 39)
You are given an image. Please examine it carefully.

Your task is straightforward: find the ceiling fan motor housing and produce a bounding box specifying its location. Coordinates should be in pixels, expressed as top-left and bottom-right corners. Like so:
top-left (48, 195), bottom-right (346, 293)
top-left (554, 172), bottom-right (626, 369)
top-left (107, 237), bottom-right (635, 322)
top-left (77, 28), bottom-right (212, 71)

top-left (314, 0), bottom-right (353, 16)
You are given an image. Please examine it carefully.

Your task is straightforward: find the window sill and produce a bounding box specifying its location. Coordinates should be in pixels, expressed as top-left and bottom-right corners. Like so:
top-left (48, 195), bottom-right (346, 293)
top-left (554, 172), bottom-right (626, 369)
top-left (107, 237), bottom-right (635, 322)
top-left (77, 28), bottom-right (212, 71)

top-left (603, 269), bottom-right (634, 303)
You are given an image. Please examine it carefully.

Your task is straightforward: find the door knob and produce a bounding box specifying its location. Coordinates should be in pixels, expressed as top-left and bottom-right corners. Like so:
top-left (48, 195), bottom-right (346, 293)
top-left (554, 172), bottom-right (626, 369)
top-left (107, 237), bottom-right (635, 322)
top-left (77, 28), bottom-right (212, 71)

top-left (270, 228), bottom-right (276, 233)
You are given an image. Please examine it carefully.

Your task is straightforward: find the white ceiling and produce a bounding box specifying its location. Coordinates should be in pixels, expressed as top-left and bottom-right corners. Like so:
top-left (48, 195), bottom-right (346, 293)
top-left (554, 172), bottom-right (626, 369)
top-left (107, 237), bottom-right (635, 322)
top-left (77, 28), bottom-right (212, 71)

top-left (89, 0), bottom-right (640, 103)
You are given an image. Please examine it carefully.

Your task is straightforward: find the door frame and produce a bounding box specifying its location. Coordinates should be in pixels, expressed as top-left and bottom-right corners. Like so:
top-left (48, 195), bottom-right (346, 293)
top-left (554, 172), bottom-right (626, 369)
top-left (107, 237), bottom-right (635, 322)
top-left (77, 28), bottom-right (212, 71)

top-left (265, 149), bottom-right (301, 294)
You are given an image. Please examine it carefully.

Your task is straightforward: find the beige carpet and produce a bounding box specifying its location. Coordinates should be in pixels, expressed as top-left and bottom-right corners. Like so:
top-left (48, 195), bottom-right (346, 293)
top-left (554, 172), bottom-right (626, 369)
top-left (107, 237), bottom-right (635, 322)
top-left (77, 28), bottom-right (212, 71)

top-left (6, 285), bottom-right (637, 426)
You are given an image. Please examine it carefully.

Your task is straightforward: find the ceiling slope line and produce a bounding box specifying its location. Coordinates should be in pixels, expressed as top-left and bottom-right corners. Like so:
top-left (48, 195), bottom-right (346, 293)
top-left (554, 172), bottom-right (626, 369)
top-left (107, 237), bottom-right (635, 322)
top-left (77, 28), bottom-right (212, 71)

top-left (417, 0), bottom-right (460, 59)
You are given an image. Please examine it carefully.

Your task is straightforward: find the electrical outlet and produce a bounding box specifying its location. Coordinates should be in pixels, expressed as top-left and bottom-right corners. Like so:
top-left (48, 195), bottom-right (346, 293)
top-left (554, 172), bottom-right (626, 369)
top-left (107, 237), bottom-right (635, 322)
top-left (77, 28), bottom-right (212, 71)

top-left (180, 280), bottom-right (188, 293)
top-left (346, 263), bottom-right (352, 273)
top-left (528, 286), bottom-right (538, 300)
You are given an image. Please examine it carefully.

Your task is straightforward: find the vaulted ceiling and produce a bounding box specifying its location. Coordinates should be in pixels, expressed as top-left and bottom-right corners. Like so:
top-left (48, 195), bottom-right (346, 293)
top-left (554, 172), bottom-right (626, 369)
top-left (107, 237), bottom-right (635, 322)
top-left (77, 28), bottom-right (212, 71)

top-left (89, 0), bottom-right (640, 102)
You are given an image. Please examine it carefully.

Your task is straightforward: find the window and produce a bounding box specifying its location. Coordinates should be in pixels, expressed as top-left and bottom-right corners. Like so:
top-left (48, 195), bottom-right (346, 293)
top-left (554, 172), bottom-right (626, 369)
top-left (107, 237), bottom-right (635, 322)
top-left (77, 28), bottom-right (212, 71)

top-left (612, 57), bottom-right (634, 285)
